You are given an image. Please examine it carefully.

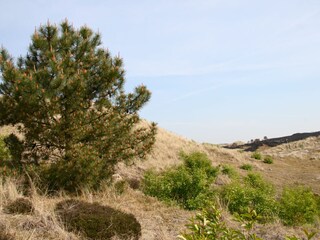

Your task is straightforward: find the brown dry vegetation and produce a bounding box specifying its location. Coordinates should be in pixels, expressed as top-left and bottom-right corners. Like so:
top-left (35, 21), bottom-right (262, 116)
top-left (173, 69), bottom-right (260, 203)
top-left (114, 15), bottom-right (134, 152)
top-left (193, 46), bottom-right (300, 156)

top-left (1, 124), bottom-right (319, 239)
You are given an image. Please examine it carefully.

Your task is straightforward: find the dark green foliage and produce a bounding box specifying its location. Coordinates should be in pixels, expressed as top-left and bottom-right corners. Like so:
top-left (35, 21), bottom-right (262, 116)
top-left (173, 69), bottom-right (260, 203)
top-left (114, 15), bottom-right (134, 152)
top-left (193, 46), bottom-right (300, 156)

top-left (240, 164), bottom-right (253, 171)
top-left (142, 152), bottom-right (219, 210)
top-left (39, 145), bottom-right (110, 193)
top-left (221, 173), bottom-right (278, 222)
top-left (251, 152), bottom-right (262, 160)
top-left (0, 135), bottom-right (24, 178)
top-left (263, 156), bottom-right (273, 164)
top-left (55, 199), bottom-right (141, 240)
top-left (4, 198), bottom-right (34, 215)
top-left (279, 186), bottom-right (319, 226)
top-left (3, 134), bottom-right (24, 164)
top-left (0, 20), bottom-right (156, 189)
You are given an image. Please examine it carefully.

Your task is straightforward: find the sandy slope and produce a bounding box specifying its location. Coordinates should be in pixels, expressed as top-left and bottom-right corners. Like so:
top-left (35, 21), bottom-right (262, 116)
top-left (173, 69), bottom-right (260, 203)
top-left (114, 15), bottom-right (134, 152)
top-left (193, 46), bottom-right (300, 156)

top-left (1, 124), bottom-right (319, 239)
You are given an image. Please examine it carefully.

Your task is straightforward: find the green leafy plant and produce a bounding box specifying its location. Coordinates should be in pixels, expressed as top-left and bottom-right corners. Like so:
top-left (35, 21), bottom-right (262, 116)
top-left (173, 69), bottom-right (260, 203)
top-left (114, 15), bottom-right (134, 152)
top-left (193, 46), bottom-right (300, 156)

top-left (285, 229), bottom-right (318, 240)
top-left (179, 206), bottom-right (317, 240)
top-left (178, 206), bottom-right (262, 240)
top-left (55, 199), bottom-right (141, 240)
top-left (251, 152), bottom-right (262, 160)
top-left (240, 164), bottom-right (253, 171)
top-left (279, 186), bottom-right (319, 226)
top-left (143, 152), bottom-right (219, 210)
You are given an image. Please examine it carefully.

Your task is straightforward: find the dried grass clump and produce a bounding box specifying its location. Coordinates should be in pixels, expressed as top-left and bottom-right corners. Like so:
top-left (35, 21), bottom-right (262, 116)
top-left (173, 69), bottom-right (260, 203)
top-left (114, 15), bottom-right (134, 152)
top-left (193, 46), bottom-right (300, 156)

top-left (0, 232), bottom-right (15, 240)
top-left (0, 224), bottom-right (15, 240)
top-left (3, 198), bottom-right (34, 215)
top-left (55, 199), bottom-right (141, 240)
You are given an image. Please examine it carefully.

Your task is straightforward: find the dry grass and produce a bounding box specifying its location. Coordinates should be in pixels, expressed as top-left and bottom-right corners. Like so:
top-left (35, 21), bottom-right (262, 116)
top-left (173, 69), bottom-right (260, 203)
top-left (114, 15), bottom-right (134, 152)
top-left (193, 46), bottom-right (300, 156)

top-left (0, 177), bottom-right (193, 240)
top-left (1, 124), bottom-right (319, 239)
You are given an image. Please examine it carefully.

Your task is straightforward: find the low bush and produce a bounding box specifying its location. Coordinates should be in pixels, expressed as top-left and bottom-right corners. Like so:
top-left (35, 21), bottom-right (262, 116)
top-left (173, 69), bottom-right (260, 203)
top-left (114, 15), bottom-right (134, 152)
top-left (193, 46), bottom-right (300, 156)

top-left (279, 186), bottom-right (319, 226)
top-left (142, 152), bottom-right (219, 210)
top-left (221, 173), bottom-right (278, 222)
top-left (55, 199), bottom-right (141, 240)
top-left (221, 164), bottom-right (238, 178)
top-left (39, 146), bottom-right (111, 193)
top-left (240, 164), bottom-right (253, 171)
top-left (251, 152), bottom-right (262, 160)
top-left (4, 198), bottom-right (34, 215)
top-left (263, 156), bottom-right (273, 164)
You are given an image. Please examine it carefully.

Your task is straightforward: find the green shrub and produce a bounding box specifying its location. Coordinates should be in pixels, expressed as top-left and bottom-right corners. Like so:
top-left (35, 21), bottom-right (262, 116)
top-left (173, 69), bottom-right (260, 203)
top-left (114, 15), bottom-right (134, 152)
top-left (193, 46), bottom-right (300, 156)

top-left (142, 152), bottom-right (219, 210)
top-left (55, 199), bottom-right (141, 240)
top-left (179, 206), bottom-right (318, 240)
top-left (263, 156), bottom-right (273, 164)
top-left (4, 198), bottom-right (34, 215)
top-left (221, 164), bottom-right (238, 178)
top-left (279, 186), bottom-right (319, 226)
top-left (221, 173), bottom-right (278, 222)
top-left (39, 146), bottom-right (111, 193)
top-left (251, 152), bottom-right (262, 160)
top-left (240, 164), bottom-right (253, 171)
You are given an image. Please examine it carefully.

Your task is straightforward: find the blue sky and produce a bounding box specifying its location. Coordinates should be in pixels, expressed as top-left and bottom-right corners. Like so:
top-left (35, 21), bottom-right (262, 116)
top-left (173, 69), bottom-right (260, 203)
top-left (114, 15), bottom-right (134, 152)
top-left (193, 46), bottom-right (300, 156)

top-left (1, 0), bottom-right (320, 143)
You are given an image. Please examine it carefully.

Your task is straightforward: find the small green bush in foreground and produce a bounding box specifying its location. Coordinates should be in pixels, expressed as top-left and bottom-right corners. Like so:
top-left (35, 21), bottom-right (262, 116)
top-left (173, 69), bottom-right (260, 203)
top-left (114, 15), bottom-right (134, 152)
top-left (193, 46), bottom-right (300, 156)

top-left (179, 206), bottom-right (318, 240)
top-left (178, 206), bottom-right (262, 240)
top-left (221, 173), bottom-right (278, 222)
top-left (279, 186), bottom-right (319, 226)
top-left (142, 152), bottom-right (218, 210)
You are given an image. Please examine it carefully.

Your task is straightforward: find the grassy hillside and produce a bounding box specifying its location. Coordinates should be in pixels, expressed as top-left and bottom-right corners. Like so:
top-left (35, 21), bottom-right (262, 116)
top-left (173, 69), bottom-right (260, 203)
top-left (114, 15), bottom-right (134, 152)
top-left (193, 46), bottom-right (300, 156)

top-left (0, 124), bottom-right (319, 239)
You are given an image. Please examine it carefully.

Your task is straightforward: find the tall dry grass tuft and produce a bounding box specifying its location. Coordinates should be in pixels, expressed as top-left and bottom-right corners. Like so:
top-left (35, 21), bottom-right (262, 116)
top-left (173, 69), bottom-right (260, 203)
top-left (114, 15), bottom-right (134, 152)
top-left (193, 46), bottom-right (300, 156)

top-left (0, 178), bottom-right (23, 208)
top-left (0, 177), bottom-right (80, 239)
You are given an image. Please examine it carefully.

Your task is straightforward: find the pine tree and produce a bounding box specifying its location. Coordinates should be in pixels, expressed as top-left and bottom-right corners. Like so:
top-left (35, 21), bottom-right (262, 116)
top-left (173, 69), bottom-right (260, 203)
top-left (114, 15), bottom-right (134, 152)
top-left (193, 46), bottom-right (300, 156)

top-left (0, 21), bottom-right (156, 183)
